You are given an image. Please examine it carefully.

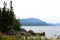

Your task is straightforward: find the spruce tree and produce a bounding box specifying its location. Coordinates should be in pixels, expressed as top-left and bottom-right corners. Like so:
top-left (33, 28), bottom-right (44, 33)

top-left (0, 1), bottom-right (7, 32)
top-left (0, 1), bottom-right (21, 32)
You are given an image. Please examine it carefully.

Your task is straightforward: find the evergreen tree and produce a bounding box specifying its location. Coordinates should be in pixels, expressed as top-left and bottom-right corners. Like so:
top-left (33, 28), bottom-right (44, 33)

top-left (0, 1), bottom-right (7, 32)
top-left (0, 1), bottom-right (21, 32)
top-left (0, 8), bottom-right (3, 31)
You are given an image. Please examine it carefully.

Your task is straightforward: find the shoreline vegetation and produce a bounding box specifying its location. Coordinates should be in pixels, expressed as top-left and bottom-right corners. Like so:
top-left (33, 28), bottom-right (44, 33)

top-left (0, 0), bottom-right (60, 40)
top-left (0, 31), bottom-right (60, 40)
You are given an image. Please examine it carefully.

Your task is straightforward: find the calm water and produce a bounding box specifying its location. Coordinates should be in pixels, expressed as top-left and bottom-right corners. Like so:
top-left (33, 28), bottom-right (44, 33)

top-left (21, 26), bottom-right (60, 37)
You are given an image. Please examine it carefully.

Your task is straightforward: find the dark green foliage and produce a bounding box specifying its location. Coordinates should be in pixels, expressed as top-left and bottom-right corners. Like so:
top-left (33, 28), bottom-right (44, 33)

top-left (0, 1), bottom-right (21, 32)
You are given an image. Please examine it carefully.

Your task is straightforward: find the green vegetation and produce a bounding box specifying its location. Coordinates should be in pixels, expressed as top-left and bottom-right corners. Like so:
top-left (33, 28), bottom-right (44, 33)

top-left (0, 33), bottom-right (49, 40)
top-left (0, 1), bottom-right (21, 32)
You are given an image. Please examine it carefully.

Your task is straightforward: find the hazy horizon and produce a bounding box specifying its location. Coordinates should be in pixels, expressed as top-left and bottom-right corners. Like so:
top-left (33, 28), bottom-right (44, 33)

top-left (0, 0), bottom-right (60, 23)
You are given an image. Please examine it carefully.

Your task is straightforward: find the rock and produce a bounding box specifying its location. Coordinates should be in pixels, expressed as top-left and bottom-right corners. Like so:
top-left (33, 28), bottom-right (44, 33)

top-left (7, 29), bottom-right (16, 35)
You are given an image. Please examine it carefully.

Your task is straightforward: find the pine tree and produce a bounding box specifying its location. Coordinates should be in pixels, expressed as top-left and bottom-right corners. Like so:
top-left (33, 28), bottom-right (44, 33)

top-left (0, 1), bottom-right (7, 32)
top-left (0, 8), bottom-right (3, 32)
top-left (0, 1), bottom-right (21, 32)
top-left (8, 0), bottom-right (21, 30)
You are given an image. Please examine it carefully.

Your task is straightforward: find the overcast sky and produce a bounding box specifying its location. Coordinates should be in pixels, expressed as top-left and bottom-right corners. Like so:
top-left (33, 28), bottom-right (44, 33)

top-left (0, 0), bottom-right (60, 23)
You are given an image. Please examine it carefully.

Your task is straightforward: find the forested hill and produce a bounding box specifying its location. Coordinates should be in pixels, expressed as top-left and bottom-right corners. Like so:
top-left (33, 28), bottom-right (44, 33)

top-left (19, 18), bottom-right (50, 26)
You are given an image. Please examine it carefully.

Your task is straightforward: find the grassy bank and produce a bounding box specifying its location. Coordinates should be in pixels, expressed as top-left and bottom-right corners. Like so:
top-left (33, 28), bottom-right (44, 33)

top-left (0, 33), bottom-right (49, 40)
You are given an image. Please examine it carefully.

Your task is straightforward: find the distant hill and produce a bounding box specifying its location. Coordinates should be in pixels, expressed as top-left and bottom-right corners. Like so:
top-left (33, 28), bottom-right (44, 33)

top-left (48, 23), bottom-right (60, 26)
top-left (54, 23), bottom-right (60, 26)
top-left (18, 18), bottom-right (50, 26)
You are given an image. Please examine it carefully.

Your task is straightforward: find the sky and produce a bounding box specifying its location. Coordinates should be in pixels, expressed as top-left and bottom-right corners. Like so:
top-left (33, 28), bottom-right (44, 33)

top-left (0, 0), bottom-right (60, 23)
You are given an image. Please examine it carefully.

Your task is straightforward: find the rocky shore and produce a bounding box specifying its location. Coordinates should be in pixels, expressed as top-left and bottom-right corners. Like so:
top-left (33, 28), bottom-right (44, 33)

top-left (6, 28), bottom-right (45, 36)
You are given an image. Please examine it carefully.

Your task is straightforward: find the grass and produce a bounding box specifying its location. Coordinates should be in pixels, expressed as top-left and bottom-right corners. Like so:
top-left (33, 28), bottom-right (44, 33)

top-left (0, 33), bottom-right (49, 40)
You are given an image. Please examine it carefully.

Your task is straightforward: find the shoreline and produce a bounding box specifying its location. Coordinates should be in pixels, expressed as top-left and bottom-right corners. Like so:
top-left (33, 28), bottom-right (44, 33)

top-left (22, 26), bottom-right (60, 37)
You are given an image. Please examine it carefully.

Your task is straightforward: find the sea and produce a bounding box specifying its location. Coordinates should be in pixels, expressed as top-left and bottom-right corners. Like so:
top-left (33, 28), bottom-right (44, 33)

top-left (21, 26), bottom-right (60, 38)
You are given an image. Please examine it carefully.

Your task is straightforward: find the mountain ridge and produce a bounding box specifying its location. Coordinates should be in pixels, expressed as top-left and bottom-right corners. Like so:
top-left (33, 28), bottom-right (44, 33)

top-left (18, 18), bottom-right (50, 26)
top-left (18, 18), bottom-right (60, 26)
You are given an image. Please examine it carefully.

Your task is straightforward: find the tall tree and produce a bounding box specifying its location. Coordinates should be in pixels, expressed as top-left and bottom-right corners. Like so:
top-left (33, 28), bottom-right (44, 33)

top-left (0, 1), bottom-right (21, 32)
top-left (0, 1), bottom-right (7, 32)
